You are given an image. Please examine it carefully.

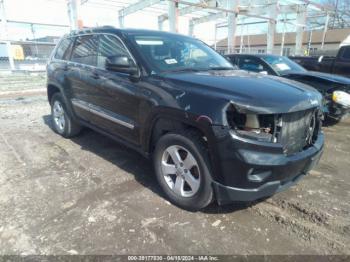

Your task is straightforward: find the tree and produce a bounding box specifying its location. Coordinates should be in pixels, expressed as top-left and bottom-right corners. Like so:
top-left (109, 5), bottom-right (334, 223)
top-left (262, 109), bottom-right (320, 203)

top-left (321, 0), bottom-right (350, 28)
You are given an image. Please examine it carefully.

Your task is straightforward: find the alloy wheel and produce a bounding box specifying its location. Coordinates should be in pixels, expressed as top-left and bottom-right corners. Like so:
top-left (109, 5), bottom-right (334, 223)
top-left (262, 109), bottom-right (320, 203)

top-left (161, 145), bottom-right (201, 197)
top-left (53, 100), bottom-right (66, 132)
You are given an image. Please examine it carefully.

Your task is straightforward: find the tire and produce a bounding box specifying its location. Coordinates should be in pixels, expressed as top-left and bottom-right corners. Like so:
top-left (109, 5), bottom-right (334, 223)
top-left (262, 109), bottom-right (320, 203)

top-left (153, 130), bottom-right (213, 211)
top-left (50, 92), bottom-right (82, 138)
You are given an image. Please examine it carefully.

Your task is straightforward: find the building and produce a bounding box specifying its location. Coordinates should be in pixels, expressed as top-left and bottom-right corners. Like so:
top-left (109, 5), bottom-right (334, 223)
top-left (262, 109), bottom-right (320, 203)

top-left (216, 28), bottom-right (350, 56)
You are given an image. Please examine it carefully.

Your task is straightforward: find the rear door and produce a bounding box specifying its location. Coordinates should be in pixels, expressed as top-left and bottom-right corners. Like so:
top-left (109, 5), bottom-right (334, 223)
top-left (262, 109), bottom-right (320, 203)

top-left (333, 47), bottom-right (350, 77)
top-left (48, 37), bottom-right (74, 97)
top-left (68, 34), bottom-right (100, 122)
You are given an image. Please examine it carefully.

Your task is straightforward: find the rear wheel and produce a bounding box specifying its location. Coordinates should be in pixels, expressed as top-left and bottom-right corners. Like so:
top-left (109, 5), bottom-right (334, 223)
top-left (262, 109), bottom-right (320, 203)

top-left (51, 93), bottom-right (81, 137)
top-left (153, 130), bottom-right (213, 210)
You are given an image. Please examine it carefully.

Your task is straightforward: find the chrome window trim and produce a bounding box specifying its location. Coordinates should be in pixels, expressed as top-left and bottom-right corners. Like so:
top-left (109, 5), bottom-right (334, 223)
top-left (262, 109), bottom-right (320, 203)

top-left (51, 32), bottom-right (138, 71)
top-left (71, 99), bottom-right (134, 130)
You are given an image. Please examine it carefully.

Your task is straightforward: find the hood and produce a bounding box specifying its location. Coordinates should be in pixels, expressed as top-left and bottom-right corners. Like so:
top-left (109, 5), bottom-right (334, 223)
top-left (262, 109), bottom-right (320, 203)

top-left (162, 70), bottom-right (322, 114)
top-left (284, 71), bottom-right (350, 85)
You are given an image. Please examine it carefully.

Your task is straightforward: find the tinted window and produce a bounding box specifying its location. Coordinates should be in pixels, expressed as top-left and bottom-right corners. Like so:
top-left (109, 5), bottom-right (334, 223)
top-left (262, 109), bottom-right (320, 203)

top-left (71, 35), bottom-right (98, 66)
top-left (97, 34), bottom-right (130, 68)
top-left (226, 56), bottom-right (236, 64)
top-left (239, 57), bottom-right (267, 73)
top-left (54, 38), bottom-right (72, 60)
top-left (225, 56), bottom-right (239, 69)
top-left (341, 47), bottom-right (350, 60)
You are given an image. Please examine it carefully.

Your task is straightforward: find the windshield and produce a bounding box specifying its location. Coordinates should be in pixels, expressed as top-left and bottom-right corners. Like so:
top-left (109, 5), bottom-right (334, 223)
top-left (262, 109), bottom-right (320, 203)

top-left (129, 33), bottom-right (234, 73)
top-left (262, 55), bottom-right (307, 75)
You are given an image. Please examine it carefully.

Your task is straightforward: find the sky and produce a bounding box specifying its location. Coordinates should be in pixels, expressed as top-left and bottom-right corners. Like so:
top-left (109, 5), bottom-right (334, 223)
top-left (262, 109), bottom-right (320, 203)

top-left (1, 0), bottom-right (326, 44)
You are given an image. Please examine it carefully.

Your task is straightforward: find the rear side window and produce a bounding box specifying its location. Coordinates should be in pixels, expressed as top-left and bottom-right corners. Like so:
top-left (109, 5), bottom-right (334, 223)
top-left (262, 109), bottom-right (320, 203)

top-left (340, 47), bottom-right (350, 60)
top-left (97, 34), bottom-right (130, 68)
top-left (71, 35), bottom-right (98, 66)
top-left (54, 38), bottom-right (72, 60)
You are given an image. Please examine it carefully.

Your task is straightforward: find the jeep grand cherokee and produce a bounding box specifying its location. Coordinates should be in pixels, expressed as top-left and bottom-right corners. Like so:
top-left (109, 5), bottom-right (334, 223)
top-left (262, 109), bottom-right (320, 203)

top-left (47, 27), bottom-right (324, 210)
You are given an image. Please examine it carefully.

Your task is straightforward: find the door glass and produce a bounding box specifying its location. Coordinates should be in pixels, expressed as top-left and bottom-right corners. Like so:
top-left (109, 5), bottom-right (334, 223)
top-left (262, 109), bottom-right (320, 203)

top-left (341, 48), bottom-right (350, 60)
top-left (71, 35), bottom-right (98, 66)
top-left (239, 57), bottom-right (266, 73)
top-left (54, 38), bottom-right (72, 60)
top-left (97, 34), bottom-right (130, 68)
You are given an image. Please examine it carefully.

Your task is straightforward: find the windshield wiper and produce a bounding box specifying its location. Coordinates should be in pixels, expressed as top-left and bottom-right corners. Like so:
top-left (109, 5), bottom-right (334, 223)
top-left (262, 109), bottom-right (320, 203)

top-left (208, 66), bottom-right (235, 70)
top-left (162, 66), bottom-right (234, 74)
top-left (162, 68), bottom-right (205, 73)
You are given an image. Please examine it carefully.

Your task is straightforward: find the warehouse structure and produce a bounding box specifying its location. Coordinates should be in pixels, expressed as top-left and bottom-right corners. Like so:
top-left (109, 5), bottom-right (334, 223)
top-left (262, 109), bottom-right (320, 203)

top-left (216, 28), bottom-right (350, 55)
top-left (0, 0), bottom-right (349, 71)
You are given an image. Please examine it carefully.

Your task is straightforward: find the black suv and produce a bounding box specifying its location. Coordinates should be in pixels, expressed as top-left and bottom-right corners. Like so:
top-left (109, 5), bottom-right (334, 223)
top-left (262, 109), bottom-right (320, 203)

top-left (47, 27), bottom-right (324, 210)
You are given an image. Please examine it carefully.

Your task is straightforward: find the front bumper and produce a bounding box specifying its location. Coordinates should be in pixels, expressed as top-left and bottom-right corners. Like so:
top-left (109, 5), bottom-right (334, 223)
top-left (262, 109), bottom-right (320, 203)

top-left (211, 129), bottom-right (324, 205)
top-left (326, 102), bottom-right (350, 120)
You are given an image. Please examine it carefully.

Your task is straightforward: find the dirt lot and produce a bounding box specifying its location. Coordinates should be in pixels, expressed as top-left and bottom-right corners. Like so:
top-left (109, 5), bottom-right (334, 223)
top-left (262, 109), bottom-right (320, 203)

top-left (0, 80), bottom-right (349, 255)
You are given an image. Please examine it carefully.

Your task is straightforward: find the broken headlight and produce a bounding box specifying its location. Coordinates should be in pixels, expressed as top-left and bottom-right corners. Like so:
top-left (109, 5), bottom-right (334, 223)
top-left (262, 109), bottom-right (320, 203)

top-left (226, 106), bottom-right (277, 143)
top-left (332, 90), bottom-right (350, 108)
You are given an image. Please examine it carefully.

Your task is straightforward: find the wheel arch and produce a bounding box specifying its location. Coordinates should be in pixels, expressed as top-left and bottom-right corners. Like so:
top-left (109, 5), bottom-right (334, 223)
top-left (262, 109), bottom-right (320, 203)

top-left (144, 115), bottom-right (209, 153)
top-left (47, 83), bottom-right (61, 104)
top-left (47, 81), bottom-right (76, 120)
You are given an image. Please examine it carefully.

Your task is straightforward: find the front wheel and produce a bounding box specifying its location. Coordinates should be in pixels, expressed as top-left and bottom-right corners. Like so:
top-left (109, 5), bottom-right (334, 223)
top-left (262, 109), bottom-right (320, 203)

top-left (153, 131), bottom-right (213, 211)
top-left (51, 93), bottom-right (82, 138)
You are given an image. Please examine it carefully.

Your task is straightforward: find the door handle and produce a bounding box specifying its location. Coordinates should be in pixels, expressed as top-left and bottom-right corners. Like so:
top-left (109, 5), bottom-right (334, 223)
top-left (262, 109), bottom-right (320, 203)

top-left (141, 89), bottom-right (151, 96)
top-left (91, 71), bottom-right (100, 79)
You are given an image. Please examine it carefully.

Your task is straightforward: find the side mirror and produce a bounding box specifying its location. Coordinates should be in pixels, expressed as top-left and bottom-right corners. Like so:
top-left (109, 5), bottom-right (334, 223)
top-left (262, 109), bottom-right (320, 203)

top-left (260, 71), bottom-right (268, 75)
top-left (105, 56), bottom-right (139, 75)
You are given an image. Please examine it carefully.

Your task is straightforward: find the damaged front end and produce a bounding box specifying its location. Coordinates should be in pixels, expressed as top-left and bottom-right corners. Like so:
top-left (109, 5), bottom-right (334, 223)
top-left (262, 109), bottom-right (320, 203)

top-left (225, 103), bottom-right (322, 155)
top-left (211, 102), bottom-right (324, 204)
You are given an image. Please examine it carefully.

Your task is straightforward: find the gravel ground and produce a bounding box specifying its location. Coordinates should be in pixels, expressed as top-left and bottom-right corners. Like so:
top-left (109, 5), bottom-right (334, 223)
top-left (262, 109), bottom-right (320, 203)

top-left (0, 90), bottom-right (349, 255)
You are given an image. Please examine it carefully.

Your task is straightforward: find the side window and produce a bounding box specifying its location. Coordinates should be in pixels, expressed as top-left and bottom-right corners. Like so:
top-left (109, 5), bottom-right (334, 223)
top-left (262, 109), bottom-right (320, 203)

top-left (97, 34), bottom-right (130, 68)
top-left (239, 57), bottom-right (267, 73)
top-left (71, 35), bottom-right (98, 66)
top-left (227, 56), bottom-right (237, 66)
top-left (54, 38), bottom-right (72, 60)
top-left (340, 47), bottom-right (350, 60)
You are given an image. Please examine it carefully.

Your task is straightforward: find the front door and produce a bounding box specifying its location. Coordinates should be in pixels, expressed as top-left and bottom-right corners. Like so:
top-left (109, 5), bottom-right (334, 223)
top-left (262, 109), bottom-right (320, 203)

top-left (87, 34), bottom-right (141, 145)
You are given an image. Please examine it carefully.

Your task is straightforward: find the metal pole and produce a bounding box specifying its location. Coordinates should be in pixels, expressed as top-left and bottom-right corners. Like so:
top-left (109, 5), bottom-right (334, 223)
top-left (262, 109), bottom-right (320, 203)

top-left (280, 16), bottom-right (286, 56)
top-left (307, 29), bottom-right (313, 55)
top-left (214, 23), bottom-right (217, 50)
top-left (321, 13), bottom-right (329, 50)
top-left (267, 1), bottom-right (278, 54)
top-left (168, 0), bottom-right (179, 33)
top-left (67, 0), bottom-right (80, 30)
top-left (239, 18), bottom-right (244, 53)
top-left (295, 4), bottom-right (307, 56)
top-left (158, 16), bottom-right (163, 31)
top-left (119, 11), bottom-right (124, 28)
top-left (0, 0), bottom-right (14, 70)
top-left (227, 0), bottom-right (239, 54)
top-left (188, 20), bottom-right (194, 36)
top-left (31, 24), bottom-right (39, 57)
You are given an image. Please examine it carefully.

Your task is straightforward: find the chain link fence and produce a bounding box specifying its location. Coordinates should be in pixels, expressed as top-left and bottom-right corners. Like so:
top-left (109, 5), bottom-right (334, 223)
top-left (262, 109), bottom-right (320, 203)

top-left (0, 41), bottom-right (57, 71)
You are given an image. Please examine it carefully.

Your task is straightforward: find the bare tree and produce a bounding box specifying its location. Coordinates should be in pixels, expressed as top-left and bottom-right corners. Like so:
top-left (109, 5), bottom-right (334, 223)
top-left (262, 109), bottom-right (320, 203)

top-left (321, 0), bottom-right (350, 28)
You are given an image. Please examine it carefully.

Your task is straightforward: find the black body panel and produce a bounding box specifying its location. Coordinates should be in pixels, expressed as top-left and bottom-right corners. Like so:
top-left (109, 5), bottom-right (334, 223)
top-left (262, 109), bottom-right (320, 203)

top-left (47, 27), bottom-right (324, 204)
